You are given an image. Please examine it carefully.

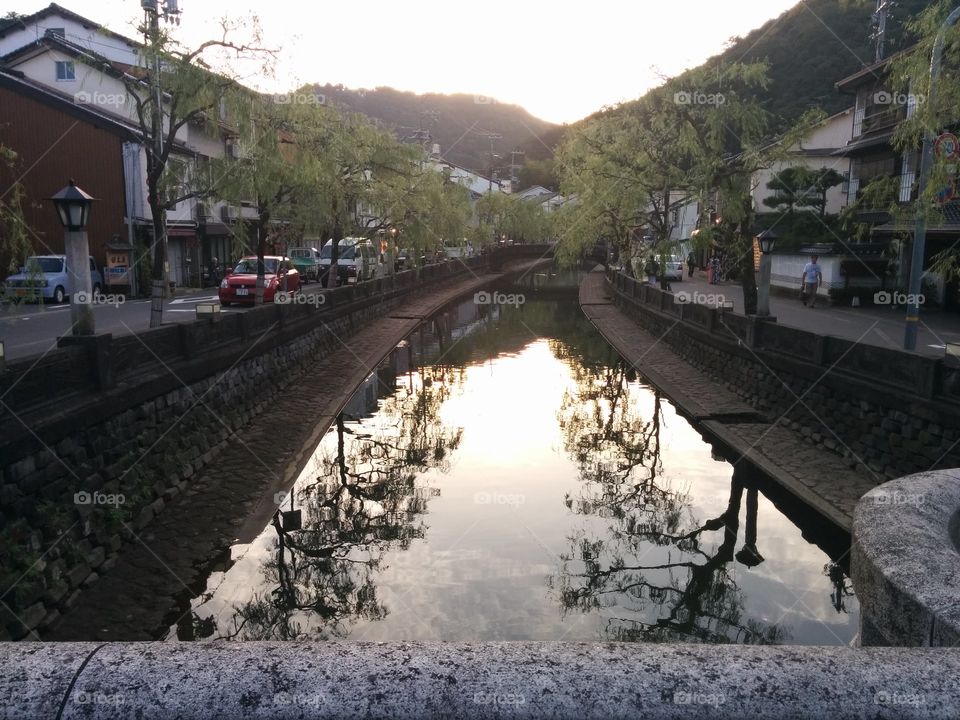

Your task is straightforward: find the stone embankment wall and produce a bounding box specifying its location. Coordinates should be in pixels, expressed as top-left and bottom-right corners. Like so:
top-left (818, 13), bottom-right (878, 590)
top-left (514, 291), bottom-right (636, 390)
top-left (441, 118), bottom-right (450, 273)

top-left (606, 270), bottom-right (960, 481)
top-left (0, 259), bottom-right (487, 639)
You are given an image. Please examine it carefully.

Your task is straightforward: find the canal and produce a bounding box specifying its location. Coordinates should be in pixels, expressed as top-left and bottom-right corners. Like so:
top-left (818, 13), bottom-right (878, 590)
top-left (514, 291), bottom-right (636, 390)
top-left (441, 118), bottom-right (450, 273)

top-left (166, 274), bottom-right (859, 645)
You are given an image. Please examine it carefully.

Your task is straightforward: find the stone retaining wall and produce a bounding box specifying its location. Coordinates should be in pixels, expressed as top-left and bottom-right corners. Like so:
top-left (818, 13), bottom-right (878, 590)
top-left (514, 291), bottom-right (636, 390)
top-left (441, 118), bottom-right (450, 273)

top-left (0, 259), bottom-right (488, 640)
top-left (606, 270), bottom-right (960, 482)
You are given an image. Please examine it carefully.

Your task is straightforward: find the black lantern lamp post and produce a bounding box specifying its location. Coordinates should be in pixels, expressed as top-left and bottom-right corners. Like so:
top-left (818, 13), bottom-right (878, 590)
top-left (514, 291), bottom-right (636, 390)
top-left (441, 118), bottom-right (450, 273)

top-left (50, 180), bottom-right (96, 335)
top-left (755, 229), bottom-right (778, 318)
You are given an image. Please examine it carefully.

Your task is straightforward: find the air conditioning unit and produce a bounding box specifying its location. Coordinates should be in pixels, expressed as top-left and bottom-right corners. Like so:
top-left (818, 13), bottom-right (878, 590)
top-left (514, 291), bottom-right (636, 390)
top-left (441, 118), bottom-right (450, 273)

top-left (220, 205), bottom-right (238, 222)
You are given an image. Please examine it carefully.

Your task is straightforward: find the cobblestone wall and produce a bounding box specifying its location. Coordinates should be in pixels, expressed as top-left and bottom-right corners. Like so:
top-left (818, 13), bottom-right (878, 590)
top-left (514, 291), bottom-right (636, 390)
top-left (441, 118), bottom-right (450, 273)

top-left (0, 296), bottom-right (403, 640)
top-left (608, 277), bottom-right (960, 483)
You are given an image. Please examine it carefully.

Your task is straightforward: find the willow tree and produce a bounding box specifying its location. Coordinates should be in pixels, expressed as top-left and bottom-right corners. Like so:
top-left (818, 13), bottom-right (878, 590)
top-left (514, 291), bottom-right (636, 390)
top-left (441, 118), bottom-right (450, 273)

top-left (0, 145), bottom-right (34, 278)
top-left (388, 167), bottom-right (473, 270)
top-left (553, 113), bottom-right (649, 269)
top-left (473, 191), bottom-right (551, 251)
top-left (882, 0), bottom-right (960, 284)
top-left (214, 91), bottom-right (330, 303)
top-left (123, 17), bottom-right (273, 325)
top-left (296, 112), bottom-right (418, 289)
top-left (661, 63), bottom-right (776, 312)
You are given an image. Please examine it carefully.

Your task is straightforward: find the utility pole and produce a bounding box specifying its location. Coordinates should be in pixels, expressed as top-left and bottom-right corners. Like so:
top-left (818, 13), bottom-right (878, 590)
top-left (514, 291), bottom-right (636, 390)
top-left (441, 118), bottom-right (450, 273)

top-left (485, 133), bottom-right (502, 192)
top-left (904, 5), bottom-right (960, 351)
top-left (509, 148), bottom-right (525, 188)
top-left (142, 0), bottom-right (180, 326)
top-left (872, 0), bottom-right (895, 63)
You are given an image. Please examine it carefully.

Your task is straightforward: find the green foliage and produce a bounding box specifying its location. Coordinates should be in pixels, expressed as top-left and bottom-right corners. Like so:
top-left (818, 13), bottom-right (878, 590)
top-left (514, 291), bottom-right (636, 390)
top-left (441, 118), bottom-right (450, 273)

top-left (517, 158), bottom-right (559, 191)
top-left (762, 166), bottom-right (846, 218)
top-left (885, 0), bottom-right (960, 282)
top-left (474, 192), bottom-right (551, 247)
top-left (702, 0), bottom-right (931, 131)
top-left (0, 144), bottom-right (36, 277)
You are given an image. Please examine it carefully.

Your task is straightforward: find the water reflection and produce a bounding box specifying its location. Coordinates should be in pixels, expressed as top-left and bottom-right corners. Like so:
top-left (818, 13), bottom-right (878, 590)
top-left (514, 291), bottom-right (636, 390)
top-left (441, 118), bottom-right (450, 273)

top-left (176, 373), bottom-right (461, 640)
top-left (170, 288), bottom-right (857, 644)
top-left (552, 358), bottom-right (789, 643)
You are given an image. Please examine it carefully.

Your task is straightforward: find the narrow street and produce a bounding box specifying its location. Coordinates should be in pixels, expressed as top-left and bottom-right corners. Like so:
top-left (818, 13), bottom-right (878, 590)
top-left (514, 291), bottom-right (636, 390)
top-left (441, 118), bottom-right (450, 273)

top-left (666, 270), bottom-right (960, 357)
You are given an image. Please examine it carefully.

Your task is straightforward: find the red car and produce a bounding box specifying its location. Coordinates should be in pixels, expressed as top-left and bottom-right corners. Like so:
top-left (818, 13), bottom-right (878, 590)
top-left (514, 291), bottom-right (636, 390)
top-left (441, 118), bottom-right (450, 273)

top-left (219, 256), bottom-right (301, 306)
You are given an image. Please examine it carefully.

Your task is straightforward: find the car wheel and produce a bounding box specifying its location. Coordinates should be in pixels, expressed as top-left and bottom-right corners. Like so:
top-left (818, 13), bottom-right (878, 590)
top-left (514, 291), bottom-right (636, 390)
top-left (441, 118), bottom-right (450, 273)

top-left (53, 286), bottom-right (65, 304)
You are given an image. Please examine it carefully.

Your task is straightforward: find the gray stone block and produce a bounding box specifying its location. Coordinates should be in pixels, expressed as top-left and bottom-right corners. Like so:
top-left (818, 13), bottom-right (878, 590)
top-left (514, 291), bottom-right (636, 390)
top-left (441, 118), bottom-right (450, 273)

top-left (853, 469), bottom-right (960, 647)
top-left (66, 563), bottom-right (91, 589)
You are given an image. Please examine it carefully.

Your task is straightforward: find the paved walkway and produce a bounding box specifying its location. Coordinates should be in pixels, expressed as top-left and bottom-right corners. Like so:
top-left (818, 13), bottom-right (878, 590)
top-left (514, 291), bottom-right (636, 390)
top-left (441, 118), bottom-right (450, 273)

top-left (580, 268), bottom-right (878, 533)
top-left (665, 271), bottom-right (960, 357)
top-left (49, 262), bottom-right (545, 641)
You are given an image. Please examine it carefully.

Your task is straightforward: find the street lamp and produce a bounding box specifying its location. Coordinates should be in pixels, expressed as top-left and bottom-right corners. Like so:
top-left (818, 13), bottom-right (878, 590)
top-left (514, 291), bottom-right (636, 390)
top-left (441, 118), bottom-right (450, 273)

top-left (50, 180), bottom-right (96, 336)
top-left (755, 230), bottom-right (777, 318)
top-left (51, 179), bottom-right (94, 230)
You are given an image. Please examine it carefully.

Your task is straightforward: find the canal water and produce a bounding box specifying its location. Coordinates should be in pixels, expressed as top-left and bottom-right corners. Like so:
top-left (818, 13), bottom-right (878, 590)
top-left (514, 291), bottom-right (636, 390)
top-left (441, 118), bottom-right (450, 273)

top-left (168, 275), bottom-right (859, 645)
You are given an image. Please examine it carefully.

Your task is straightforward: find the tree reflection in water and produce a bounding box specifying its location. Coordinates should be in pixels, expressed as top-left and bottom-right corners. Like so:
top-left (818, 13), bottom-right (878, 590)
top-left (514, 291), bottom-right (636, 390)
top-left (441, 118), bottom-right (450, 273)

top-left (551, 359), bottom-right (790, 644)
top-left (219, 379), bottom-right (462, 641)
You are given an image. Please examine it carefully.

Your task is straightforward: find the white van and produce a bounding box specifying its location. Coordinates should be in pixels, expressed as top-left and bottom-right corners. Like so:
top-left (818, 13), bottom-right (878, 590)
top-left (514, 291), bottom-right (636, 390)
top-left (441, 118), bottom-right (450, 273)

top-left (319, 238), bottom-right (378, 283)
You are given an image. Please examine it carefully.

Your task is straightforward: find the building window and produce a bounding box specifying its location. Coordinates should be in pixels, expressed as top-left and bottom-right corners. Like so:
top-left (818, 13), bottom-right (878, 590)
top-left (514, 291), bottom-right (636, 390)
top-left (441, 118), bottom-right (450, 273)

top-left (46, 27), bottom-right (66, 38)
top-left (55, 61), bottom-right (75, 81)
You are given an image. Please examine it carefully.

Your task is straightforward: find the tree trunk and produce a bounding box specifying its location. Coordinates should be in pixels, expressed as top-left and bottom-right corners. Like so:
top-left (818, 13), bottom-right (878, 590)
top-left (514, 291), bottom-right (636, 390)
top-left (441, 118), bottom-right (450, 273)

top-left (738, 220), bottom-right (758, 315)
top-left (148, 191), bottom-right (166, 329)
top-left (326, 218), bottom-right (342, 289)
top-left (256, 205), bottom-right (269, 305)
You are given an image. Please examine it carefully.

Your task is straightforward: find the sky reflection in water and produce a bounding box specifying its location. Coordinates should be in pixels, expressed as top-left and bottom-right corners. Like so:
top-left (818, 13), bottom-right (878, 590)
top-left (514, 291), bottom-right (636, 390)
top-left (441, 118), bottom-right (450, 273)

top-left (170, 295), bottom-right (858, 644)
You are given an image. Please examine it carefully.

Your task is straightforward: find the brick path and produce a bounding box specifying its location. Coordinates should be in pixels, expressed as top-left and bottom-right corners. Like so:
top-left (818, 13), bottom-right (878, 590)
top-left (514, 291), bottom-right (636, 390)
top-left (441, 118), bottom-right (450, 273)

top-left (580, 268), bottom-right (877, 533)
top-left (49, 263), bottom-right (544, 641)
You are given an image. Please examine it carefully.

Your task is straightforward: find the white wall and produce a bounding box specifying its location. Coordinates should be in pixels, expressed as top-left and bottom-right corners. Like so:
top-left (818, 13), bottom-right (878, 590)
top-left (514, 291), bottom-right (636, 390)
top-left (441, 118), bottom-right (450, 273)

top-left (0, 16), bottom-right (140, 66)
top-left (752, 109), bottom-right (854, 218)
top-left (753, 156), bottom-right (852, 218)
top-left (669, 193), bottom-right (700, 243)
top-left (770, 253), bottom-right (843, 296)
top-left (6, 46), bottom-right (192, 146)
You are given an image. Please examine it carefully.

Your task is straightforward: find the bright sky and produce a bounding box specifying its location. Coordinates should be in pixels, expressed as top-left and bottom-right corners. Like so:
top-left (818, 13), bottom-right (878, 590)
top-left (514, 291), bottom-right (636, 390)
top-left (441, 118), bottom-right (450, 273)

top-left (14, 0), bottom-right (801, 123)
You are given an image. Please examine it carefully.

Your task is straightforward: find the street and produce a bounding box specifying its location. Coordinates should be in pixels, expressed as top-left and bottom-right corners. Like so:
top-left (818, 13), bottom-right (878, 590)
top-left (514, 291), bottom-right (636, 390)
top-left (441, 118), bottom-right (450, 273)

top-left (671, 271), bottom-right (960, 358)
top-left (0, 285), bottom-right (329, 362)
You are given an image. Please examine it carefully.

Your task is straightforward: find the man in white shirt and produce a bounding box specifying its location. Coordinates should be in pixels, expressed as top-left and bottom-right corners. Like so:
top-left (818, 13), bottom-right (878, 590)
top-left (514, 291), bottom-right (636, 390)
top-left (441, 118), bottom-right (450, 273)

top-left (800, 254), bottom-right (823, 308)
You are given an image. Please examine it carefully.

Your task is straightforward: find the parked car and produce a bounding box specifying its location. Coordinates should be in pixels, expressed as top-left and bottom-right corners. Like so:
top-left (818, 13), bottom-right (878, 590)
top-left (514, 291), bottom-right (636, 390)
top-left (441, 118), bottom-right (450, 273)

top-left (219, 256), bottom-right (300, 305)
top-left (395, 248), bottom-right (429, 271)
top-left (3, 254), bottom-right (103, 304)
top-left (288, 246), bottom-right (325, 284)
top-left (319, 239), bottom-right (378, 283)
top-left (663, 256), bottom-right (684, 281)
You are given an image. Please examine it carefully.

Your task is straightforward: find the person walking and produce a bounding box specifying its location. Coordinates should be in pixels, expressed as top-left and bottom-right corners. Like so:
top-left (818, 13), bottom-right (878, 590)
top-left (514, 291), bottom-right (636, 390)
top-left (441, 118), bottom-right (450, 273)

top-left (800, 254), bottom-right (823, 308)
top-left (687, 251), bottom-right (696, 278)
top-left (709, 255), bottom-right (721, 285)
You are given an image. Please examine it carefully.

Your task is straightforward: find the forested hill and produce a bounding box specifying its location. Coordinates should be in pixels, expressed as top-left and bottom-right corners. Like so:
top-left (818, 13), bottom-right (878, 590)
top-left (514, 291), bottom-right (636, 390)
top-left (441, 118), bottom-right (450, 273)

top-left (309, 0), bottom-right (932, 180)
top-left (577, 0), bottom-right (931, 131)
top-left (709, 0), bottom-right (931, 128)
top-left (310, 83), bottom-right (559, 174)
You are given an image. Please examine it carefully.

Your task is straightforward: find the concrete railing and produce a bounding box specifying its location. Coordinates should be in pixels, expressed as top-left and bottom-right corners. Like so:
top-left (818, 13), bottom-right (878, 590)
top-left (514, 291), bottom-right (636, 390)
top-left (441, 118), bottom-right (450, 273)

top-left (853, 469), bottom-right (960, 647)
top-left (3, 641), bottom-right (960, 718)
